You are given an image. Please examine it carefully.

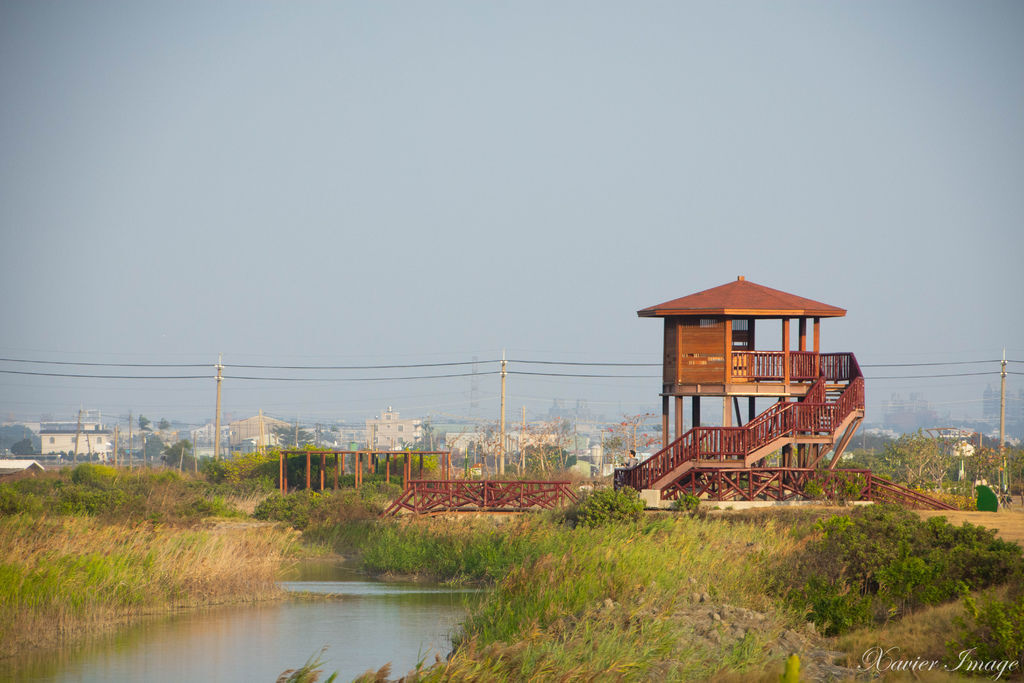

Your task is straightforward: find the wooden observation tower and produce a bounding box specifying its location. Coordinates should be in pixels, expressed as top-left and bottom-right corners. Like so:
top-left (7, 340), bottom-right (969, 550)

top-left (615, 277), bottom-right (953, 509)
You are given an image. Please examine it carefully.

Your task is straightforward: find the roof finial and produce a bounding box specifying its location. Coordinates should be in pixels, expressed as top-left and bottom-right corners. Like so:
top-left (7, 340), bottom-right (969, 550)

top-left (737, 275), bottom-right (745, 281)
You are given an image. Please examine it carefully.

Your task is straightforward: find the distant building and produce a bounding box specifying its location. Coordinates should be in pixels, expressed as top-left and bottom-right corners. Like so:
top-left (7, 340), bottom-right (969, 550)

top-left (0, 459), bottom-right (45, 478)
top-left (882, 393), bottom-right (938, 433)
top-left (366, 407), bottom-right (422, 450)
top-left (228, 415), bottom-right (289, 448)
top-left (39, 412), bottom-right (112, 458)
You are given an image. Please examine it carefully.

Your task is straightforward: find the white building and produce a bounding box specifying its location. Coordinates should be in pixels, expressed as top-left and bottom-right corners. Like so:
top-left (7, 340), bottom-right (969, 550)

top-left (366, 407), bottom-right (422, 450)
top-left (39, 412), bottom-right (112, 458)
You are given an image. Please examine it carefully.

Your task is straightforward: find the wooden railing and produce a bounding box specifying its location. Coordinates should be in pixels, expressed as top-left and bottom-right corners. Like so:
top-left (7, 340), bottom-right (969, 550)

top-left (383, 480), bottom-right (579, 515)
top-left (617, 353), bottom-right (865, 492)
top-left (730, 351), bottom-right (859, 382)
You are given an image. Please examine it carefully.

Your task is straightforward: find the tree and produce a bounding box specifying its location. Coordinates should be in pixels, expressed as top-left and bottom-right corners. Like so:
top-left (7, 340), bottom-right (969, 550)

top-left (162, 439), bottom-right (195, 470)
top-left (881, 431), bottom-right (947, 488)
top-left (138, 415), bottom-right (152, 432)
top-left (603, 413), bottom-right (660, 465)
top-left (272, 425), bottom-right (315, 448)
top-left (10, 437), bottom-right (34, 455)
top-left (144, 434), bottom-right (164, 462)
top-left (158, 418), bottom-right (171, 431)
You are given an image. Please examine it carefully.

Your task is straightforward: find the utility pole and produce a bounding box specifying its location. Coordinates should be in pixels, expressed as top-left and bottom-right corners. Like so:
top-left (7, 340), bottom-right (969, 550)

top-left (1000, 349), bottom-right (1007, 492)
top-left (214, 354), bottom-right (223, 461)
top-left (258, 409), bottom-right (265, 455)
top-left (128, 410), bottom-right (133, 469)
top-left (73, 409), bottom-right (83, 463)
top-left (499, 352), bottom-right (507, 476)
top-left (113, 425), bottom-right (119, 466)
top-left (520, 405), bottom-right (526, 473)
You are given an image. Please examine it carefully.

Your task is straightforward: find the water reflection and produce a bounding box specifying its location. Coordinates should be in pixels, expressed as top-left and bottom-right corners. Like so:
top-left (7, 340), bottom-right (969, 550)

top-left (3, 560), bottom-right (470, 683)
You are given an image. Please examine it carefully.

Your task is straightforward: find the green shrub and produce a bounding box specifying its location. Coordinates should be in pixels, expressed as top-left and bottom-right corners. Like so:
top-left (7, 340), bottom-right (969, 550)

top-left (672, 493), bottom-right (701, 515)
top-left (948, 592), bottom-right (1024, 673)
top-left (70, 463), bottom-right (118, 488)
top-left (55, 484), bottom-right (130, 516)
top-left (176, 495), bottom-right (242, 519)
top-left (774, 505), bottom-right (1024, 636)
top-left (254, 491), bottom-right (323, 530)
top-left (571, 487), bottom-right (645, 528)
top-left (0, 485), bottom-right (43, 515)
top-left (802, 480), bottom-right (825, 500)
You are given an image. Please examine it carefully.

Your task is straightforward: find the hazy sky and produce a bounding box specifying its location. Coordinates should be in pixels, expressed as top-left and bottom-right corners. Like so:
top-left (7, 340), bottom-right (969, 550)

top-left (1, 1), bottom-right (1022, 427)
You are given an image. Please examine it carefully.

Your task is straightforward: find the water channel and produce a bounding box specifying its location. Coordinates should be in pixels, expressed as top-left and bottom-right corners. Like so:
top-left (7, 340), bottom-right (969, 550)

top-left (4, 559), bottom-right (474, 682)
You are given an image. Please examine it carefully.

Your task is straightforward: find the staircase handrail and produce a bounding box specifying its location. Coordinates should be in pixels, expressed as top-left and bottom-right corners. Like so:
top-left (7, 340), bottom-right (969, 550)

top-left (618, 355), bottom-right (864, 491)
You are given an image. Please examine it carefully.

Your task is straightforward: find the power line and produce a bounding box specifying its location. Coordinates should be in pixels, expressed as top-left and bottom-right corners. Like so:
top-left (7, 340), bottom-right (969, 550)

top-left (861, 360), bottom-right (999, 367)
top-left (0, 357), bottom-right (209, 368)
top-left (225, 360), bottom-right (500, 370)
top-left (223, 371), bottom-right (499, 382)
top-left (0, 369), bottom-right (209, 379)
top-left (510, 359), bottom-right (659, 367)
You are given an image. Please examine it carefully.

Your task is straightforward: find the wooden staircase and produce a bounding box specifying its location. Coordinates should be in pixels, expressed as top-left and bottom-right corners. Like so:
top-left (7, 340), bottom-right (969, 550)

top-left (615, 353), bottom-right (953, 510)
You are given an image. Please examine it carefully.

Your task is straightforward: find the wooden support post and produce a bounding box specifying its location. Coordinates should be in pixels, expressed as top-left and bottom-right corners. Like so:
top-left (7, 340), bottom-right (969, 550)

top-left (692, 396), bottom-right (701, 429)
top-left (334, 453), bottom-right (339, 490)
top-left (675, 396), bottom-right (684, 441)
top-left (385, 453), bottom-right (390, 484)
top-left (722, 397), bottom-right (731, 427)
top-left (724, 319), bottom-right (733, 383)
top-left (419, 453), bottom-right (423, 477)
top-left (306, 451), bottom-right (311, 490)
top-left (733, 397), bottom-right (743, 426)
top-left (320, 452), bottom-right (326, 491)
top-left (798, 318), bottom-right (807, 352)
top-left (813, 317), bottom-right (820, 376)
top-left (662, 395), bottom-right (670, 449)
top-left (782, 319), bottom-right (791, 389)
top-left (279, 451), bottom-right (285, 494)
top-left (748, 397), bottom-right (756, 423)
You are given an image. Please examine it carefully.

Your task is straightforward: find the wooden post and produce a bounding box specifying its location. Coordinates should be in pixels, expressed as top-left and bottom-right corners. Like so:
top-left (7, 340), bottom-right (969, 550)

top-left (692, 396), bottom-right (701, 429)
top-left (782, 319), bottom-right (791, 390)
top-left (725, 318), bottom-right (733, 383)
top-left (748, 397), bottom-right (756, 423)
top-left (385, 454), bottom-right (390, 484)
top-left (675, 396), bottom-right (684, 441)
top-left (722, 396), bottom-right (731, 427)
top-left (320, 452), bottom-right (326, 491)
top-left (662, 395), bottom-right (670, 449)
top-left (334, 453), bottom-right (339, 490)
top-left (798, 318), bottom-right (807, 352)
top-left (813, 317), bottom-right (820, 377)
top-left (306, 451), bottom-right (311, 490)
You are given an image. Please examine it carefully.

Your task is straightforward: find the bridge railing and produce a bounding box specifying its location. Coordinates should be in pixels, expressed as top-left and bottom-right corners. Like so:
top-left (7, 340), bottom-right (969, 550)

top-left (383, 479), bottom-right (579, 515)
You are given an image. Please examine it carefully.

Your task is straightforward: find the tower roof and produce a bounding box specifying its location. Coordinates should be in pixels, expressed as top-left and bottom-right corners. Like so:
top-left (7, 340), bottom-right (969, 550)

top-left (638, 276), bottom-right (846, 318)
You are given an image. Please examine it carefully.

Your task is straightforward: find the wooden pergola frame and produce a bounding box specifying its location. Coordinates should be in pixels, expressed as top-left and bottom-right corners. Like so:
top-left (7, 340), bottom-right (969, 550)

top-left (277, 449), bottom-right (453, 494)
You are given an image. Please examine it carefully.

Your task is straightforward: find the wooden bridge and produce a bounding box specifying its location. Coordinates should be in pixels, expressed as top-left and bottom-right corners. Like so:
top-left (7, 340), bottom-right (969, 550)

top-left (383, 480), bottom-right (579, 515)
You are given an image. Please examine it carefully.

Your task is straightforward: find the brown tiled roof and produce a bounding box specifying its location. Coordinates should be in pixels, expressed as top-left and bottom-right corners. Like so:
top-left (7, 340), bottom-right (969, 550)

top-left (638, 276), bottom-right (846, 318)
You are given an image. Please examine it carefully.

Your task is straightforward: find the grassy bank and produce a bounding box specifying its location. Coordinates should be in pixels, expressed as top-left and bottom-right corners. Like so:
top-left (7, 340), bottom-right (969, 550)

top-left (310, 494), bottom-right (1024, 681)
top-left (312, 508), bottom-right (809, 679)
top-left (0, 514), bottom-right (296, 657)
top-left (0, 463), bottom-right (306, 659)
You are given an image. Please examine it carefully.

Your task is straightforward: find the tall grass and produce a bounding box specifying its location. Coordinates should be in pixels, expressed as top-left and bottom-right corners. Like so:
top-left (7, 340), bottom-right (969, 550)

top-left (0, 514), bottom-right (297, 656)
top-left (325, 513), bottom-right (803, 680)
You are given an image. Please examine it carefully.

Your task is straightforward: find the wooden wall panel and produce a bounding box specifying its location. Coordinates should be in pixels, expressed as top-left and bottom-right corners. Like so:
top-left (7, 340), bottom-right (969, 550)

top-left (663, 319), bottom-right (678, 384)
top-left (677, 318), bottom-right (726, 384)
